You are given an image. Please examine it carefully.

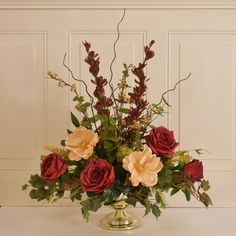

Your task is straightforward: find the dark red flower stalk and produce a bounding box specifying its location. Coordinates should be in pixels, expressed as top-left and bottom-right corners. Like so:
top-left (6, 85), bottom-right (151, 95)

top-left (125, 41), bottom-right (155, 125)
top-left (144, 40), bottom-right (155, 60)
top-left (83, 41), bottom-right (91, 53)
top-left (83, 41), bottom-right (113, 115)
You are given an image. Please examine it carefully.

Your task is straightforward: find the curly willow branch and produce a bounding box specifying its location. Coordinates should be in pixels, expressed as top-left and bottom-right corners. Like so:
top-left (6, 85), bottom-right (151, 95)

top-left (143, 73), bottom-right (192, 131)
top-left (156, 72), bottom-right (191, 107)
top-left (109, 9), bottom-right (126, 114)
top-left (63, 53), bottom-right (97, 130)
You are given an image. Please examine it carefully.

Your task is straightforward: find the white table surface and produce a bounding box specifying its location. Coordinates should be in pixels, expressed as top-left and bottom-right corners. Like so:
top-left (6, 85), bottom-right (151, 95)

top-left (0, 207), bottom-right (235, 236)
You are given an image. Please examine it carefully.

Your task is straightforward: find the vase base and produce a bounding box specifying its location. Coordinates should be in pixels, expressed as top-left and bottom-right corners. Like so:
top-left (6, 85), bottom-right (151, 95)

top-left (99, 212), bottom-right (141, 231)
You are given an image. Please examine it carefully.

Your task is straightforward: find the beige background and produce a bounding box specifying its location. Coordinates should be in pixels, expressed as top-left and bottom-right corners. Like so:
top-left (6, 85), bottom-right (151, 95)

top-left (0, 0), bottom-right (236, 207)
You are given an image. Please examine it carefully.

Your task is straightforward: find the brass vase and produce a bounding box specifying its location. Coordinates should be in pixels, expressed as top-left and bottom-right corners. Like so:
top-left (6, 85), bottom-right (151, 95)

top-left (99, 201), bottom-right (141, 231)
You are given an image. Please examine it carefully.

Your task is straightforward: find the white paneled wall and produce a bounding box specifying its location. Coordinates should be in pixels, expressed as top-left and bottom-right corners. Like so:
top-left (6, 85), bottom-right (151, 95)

top-left (0, 1), bottom-right (236, 207)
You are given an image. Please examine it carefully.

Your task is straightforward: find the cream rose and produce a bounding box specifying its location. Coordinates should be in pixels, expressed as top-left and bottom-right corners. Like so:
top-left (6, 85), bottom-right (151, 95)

top-left (122, 148), bottom-right (163, 187)
top-left (65, 127), bottom-right (99, 161)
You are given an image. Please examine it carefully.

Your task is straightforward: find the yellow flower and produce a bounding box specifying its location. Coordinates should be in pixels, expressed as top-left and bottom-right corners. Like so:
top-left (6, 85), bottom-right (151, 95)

top-left (122, 148), bottom-right (163, 187)
top-left (65, 127), bottom-right (99, 161)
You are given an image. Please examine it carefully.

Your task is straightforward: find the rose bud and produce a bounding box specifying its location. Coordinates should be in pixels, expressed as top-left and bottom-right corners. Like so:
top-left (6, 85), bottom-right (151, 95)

top-left (183, 159), bottom-right (204, 183)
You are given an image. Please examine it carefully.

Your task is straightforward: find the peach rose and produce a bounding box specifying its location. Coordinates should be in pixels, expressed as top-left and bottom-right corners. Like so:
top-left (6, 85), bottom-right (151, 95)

top-left (65, 127), bottom-right (99, 161)
top-left (123, 148), bottom-right (163, 187)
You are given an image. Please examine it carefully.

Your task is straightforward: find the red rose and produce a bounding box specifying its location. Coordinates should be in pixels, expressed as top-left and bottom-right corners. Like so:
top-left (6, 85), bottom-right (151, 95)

top-left (183, 159), bottom-right (204, 183)
top-left (146, 126), bottom-right (178, 157)
top-left (80, 159), bottom-right (115, 193)
top-left (40, 153), bottom-right (68, 183)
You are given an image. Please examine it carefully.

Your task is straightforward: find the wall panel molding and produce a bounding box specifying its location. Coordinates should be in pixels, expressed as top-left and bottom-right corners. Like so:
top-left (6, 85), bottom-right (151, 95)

top-left (0, 30), bottom-right (47, 170)
top-left (1, 1), bottom-right (236, 9)
top-left (168, 30), bottom-right (236, 171)
top-left (0, 7), bottom-right (236, 206)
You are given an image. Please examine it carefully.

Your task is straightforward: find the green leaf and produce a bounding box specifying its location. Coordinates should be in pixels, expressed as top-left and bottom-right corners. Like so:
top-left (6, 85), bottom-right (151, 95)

top-left (182, 189), bottom-right (191, 201)
top-left (124, 196), bottom-right (138, 207)
top-left (116, 145), bottom-right (133, 162)
top-left (152, 104), bottom-right (164, 115)
top-left (141, 199), bottom-right (151, 216)
top-left (151, 204), bottom-right (161, 219)
top-left (163, 97), bottom-right (171, 107)
top-left (70, 187), bottom-right (82, 201)
top-left (73, 162), bottom-right (85, 174)
top-left (103, 139), bottom-right (117, 152)
top-left (61, 140), bottom-right (66, 146)
top-left (73, 96), bottom-right (84, 102)
top-left (29, 189), bottom-right (49, 201)
top-left (81, 119), bottom-right (91, 128)
top-left (102, 190), bottom-right (113, 204)
top-left (200, 180), bottom-right (211, 192)
top-left (29, 174), bottom-right (46, 189)
top-left (22, 184), bottom-right (28, 191)
top-left (195, 149), bottom-right (204, 155)
top-left (95, 114), bottom-right (106, 122)
top-left (70, 112), bottom-right (80, 127)
top-left (119, 108), bottom-right (130, 114)
top-left (81, 206), bottom-right (90, 222)
top-left (103, 187), bottom-right (121, 205)
top-left (128, 92), bottom-right (134, 97)
top-left (29, 189), bottom-right (40, 199)
top-left (107, 153), bottom-right (116, 163)
top-left (157, 169), bottom-right (173, 189)
top-left (78, 102), bottom-right (90, 113)
top-left (170, 188), bottom-right (180, 196)
top-left (59, 172), bottom-right (70, 183)
top-left (155, 191), bottom-right (166, 208)
top-left (67, 129), bottom-right (73, 134)
top-left (200, 192), bottom-right (213, 207)
top-left (145, 204), bottom-right (151, 216)
top-left (80, 197), bottom-right (103, 222)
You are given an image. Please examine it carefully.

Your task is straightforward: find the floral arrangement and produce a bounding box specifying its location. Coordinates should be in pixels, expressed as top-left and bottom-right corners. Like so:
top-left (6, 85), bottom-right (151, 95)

top-left (22, 38), bottom-right (212, 221)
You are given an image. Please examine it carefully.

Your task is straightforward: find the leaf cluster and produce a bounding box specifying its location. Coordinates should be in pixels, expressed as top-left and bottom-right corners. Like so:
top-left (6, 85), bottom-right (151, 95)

top-left (22, 174), bottom-right (64, 202)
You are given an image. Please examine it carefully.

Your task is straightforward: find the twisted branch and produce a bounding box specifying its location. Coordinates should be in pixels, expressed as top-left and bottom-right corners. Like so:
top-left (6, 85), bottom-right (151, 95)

top-left (156, 72), bottom-right (191, 107)
top-left (143, 73), bottom-right (191, 132)
top-left (109, 8), bottom-right (126, 116)
top-left (63, 53), bottom-right (98, 130)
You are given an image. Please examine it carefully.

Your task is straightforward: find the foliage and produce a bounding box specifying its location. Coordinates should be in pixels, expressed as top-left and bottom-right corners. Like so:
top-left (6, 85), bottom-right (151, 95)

top-left (23, 30), bottom-right (212, 221)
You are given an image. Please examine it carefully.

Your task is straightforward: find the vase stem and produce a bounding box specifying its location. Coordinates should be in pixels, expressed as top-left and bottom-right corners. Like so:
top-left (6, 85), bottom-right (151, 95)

top-left (99, 202), bottom-right (141, 231)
